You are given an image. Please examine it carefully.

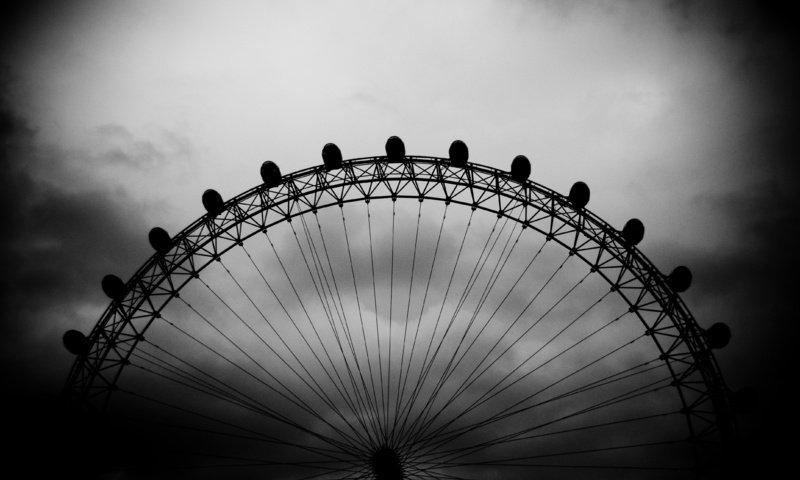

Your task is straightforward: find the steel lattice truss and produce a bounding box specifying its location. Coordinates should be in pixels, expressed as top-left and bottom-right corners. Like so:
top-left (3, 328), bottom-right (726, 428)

top-left (65, 156), bottom-right (734, 457)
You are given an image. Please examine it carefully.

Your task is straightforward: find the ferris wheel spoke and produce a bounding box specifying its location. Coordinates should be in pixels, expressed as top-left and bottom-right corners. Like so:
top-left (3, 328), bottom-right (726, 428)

top-left (117, 412), bottom-right (353, 461)
top-left (416, 233), bottom-right (546, 418)
top-left (285, 222), bottom-right (340, 334)
top-left (311, 212), bottom-right (373, 394)
top-left (339, 205), bottom-right (385, 439)
top-left (304, 464), bottom-right (371, 480)
top-left (442, 223), bottom-right (525, 368)
top-left (414, 350), bottom-right (658, 460)
top-left (123, 359), bottom-right (362, 455)
top-left (125, 448), bottom-right (363, 473)
top-left (422, 409), bottom-right (681, 465)
top-left (416, 363), bottom-right (669, 459)
top-left (130, 342), bottom-right (390, 465)
top-left (394, 231), bottom-right (548, 447)
top-left (399, 248), bottom-right (577, 448)
top-left (403, 463), bottom-right (473, 480)
top-left (160, 305), bottom-right (313, 414)
top-left (290, 214), bottom-right (388, 450)
top-left (385, 200), bottom-right (397, 442)
top-left (414, 217), bottom-right (515, 407)
top-left (444, 218), bottom-right (517, 339)
top-left (128, 359), bottom-right (266, 417)
top-left (239, 241), bottom-right (382, 449)
top-left (538, 360), bottom-right (668, 412)
top-left (190, 277), bottom-right (339, 414)
top-left (283, 222), bottom-right (382, 442)
top-left (125, 348), bottom-right (363, 462)
top-left (309, 210), bottom-right (387, 447)
top-left (409, 333), bottom-right (658, 457)
top-left (424, 437), bottom-right (691, 470)
top-left (297, 215), bottom-right (377, 426)
top-left (434, 462), bottom-right (690, 473)
top-left (426, 283), bottom-right (609, 432)
top-left (390, 201), bottom-right (424, 443)
top-left (411, 385), bottom-right (677, 471)
top-left (390, 203), bottom-right (449, 442)
top-left (103, 460), bottom-right (362, 477)
top-left (134, 340), bottom-right (293, 419)
top-left (218, 256), bottom-right (374, 444)
top-left (401, 219), bottom-right (522, 439)
top-left (392, 210), bottom-right (478, 441)
top-left (117, 384), bottom-right (362, 459)
top-left (301, 215), bottom-right (384, 436)
top-left (129, 349), bottom-right (250, 407)
top-left (167, 299), bottom-right (371, 453)
top-left (366, 201), bottom-right (389, 442)
top-left (413, 367), bottom-right (675, 460)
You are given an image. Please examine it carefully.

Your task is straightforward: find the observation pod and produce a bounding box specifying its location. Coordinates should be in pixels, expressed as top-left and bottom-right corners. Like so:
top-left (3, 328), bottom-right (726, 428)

top-left (705, 322), bottom-right (731, 349)
top-left (202, 189), bottom-right (225, 217)
top-left (449, 140), bottom-right (468, 167)
top-left (568, 181), bottom-right (590, 208)
top-left (102, 274), bottom-right (125, 301)
top-left (510, 155), bottom-right (531, 182)
top-left (63, 330), bottom-right (89, 356)
top-left (667, 266), bottom-right (693, 292)
top-left (622, 218), bottom-right (645, 246)
top-left (148, 227), bottom-right (172, 254)
top-left (322, 143), bottom-right (343, 170)
top-left (260, 161), bottom-right (282, 188)
top-left (385, 136), bottom-right (405, 161)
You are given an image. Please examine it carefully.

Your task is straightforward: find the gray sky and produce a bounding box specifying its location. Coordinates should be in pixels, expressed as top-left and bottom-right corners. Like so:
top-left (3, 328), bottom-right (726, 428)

top-left (1, 0), bottom-right (797, 476)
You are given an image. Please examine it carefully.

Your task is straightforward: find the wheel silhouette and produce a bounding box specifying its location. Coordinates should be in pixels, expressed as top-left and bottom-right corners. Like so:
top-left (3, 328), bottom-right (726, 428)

top-left (64, 137), bottom-right (736, 479)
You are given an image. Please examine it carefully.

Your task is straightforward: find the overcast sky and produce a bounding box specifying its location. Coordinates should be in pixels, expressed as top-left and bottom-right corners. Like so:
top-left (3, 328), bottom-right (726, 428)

top-left (1, 0), bottom-right (797, 476)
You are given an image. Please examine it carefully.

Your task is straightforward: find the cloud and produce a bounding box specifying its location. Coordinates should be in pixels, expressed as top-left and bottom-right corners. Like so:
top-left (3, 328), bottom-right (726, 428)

top-left (92, 123), bottom-right (193, 169)
top-left (2, 1), bottom-right (798, 476)
top-left (0, 68), bottom-right (156, 399)
top-left (665, 0), bottom-right (800, 37)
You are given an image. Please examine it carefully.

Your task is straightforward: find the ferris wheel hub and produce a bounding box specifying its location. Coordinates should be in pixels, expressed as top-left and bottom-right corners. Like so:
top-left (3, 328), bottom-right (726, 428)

top-left (371, 445), bottom-right (404, 480)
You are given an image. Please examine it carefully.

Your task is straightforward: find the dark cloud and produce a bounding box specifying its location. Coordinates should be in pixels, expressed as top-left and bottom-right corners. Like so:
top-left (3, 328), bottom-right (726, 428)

top-left (0, 66), bottom-right (155, 475)
top-left (1, 0), bottom-right (96, 61)
top-left (645, 0), bottom-right (800, 461)
top-left (654, 180), bottom-right (799, 475)
top-left (665, 0), bottom-right (800, 38)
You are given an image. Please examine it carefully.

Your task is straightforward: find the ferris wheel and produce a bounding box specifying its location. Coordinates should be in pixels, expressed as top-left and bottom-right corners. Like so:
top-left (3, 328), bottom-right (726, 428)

top-left (63, 137), bottom-right (742, 479)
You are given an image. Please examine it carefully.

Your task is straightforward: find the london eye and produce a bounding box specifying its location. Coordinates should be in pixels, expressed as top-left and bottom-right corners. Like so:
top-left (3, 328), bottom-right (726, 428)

top-left (63, 137), bottom-right (739, 479)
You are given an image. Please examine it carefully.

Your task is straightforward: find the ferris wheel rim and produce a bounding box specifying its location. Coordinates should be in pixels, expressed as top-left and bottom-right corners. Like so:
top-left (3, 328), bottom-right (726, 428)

top-left (63, 152), bottom-right (735, 467)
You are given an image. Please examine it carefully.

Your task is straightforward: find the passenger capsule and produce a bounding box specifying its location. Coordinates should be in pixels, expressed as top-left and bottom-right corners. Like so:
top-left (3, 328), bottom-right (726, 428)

top-left (148, 227), bottom-right (172, 253)
top-left (202, 189), bottom-right (225, 216)
top-left (568, 181), bottom-right (590, 208)
top-left (260, 161), bottom-right (282, 188)
top-left (510, 155), bottom-right (531, 182)
top-left (102, 274), bottom-right (126, 301)
top-left (667, 266), bottom-right (692, 292)
top-left (449, 140), bottom-right (468, 167)
top-left (322, 143), bottom-right (343, 170)
top-left (63, 330), bottom-right (89, 356)
top-left (385, 136), bottom-right (405, 161)
top-left (731, 387), bottom-right (757, 413)
top-left (622, 218), bottom-right (645, 246)
top-left (705, 322), bottom-right (731, 349)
